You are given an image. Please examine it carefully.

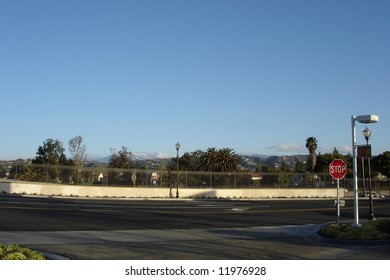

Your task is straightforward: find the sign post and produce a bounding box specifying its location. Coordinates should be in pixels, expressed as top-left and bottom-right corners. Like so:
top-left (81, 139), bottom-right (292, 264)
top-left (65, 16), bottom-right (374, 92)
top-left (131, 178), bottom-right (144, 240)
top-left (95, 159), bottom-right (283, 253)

top-left (329, 159), bottom-right (347, 226)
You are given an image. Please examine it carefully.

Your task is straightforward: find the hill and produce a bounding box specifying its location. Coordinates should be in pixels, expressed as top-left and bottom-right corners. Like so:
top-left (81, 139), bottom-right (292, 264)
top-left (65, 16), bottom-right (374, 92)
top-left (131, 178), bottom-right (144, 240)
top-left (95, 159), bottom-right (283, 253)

top-left (0, 154), bottom-right (308, 172)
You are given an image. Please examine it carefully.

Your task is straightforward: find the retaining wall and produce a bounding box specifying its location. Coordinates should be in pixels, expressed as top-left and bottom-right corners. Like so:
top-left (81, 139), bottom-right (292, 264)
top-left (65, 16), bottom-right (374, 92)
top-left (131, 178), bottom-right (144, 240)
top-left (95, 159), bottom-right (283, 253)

top-left (0, 180), bottom-right (344, 199)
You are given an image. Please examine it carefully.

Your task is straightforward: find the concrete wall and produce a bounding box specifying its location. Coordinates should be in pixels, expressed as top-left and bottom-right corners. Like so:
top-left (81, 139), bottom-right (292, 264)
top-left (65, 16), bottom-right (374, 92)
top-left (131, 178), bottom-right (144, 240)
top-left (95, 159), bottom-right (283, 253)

top-left (0, 180), bottom-right (344, 199)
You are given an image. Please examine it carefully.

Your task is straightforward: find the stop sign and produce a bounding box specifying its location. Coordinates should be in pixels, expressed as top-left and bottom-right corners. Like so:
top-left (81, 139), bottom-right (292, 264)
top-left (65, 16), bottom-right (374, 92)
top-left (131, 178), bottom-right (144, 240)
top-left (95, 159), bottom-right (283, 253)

top-left (329, 159), bottom-right (347, 180)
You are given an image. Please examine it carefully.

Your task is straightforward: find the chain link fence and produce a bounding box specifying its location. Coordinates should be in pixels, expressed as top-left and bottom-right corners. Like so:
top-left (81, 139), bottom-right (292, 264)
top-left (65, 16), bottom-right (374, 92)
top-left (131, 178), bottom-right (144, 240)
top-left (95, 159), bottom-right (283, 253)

top-left (1, 162), bottom-right (389, 194)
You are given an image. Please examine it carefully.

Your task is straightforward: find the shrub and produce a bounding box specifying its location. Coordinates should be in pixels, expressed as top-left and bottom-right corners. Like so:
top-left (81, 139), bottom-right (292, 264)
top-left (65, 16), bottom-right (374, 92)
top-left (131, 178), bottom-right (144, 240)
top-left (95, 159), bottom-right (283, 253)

top-left (318, 219), bottom-right (390, 240)
top-left (0, 244), bottom-right (46, 260)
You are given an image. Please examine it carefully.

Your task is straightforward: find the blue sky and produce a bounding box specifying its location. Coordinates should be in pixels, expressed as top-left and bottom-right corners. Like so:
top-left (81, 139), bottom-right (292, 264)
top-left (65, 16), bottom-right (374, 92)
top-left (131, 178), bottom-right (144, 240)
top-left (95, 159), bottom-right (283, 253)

top-left (1, 0), bottom-right (389, 160)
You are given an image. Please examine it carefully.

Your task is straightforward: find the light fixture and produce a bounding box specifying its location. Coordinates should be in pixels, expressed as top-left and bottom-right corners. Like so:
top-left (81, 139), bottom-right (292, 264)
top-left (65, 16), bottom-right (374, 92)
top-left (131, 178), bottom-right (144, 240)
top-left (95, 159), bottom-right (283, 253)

top-left (363, 127), bottom-right (371, 145)
top-left (351, 114), bottom-right (378, 227)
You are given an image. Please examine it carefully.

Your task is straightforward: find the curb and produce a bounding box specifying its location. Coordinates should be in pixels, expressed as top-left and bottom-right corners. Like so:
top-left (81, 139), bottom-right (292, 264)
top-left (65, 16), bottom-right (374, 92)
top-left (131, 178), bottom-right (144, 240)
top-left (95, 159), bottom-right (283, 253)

top-left (39, 251), bottom-right (70, 260)
top-left (306, 220), bottom-right (390, 246)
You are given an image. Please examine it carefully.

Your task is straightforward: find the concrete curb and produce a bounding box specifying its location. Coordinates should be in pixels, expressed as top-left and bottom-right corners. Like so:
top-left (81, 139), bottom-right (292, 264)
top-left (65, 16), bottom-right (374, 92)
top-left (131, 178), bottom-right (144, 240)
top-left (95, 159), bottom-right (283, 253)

top-left (306, 219), bottom-right (390, 246)
top-left (39, 251), bottom-right (70, 260)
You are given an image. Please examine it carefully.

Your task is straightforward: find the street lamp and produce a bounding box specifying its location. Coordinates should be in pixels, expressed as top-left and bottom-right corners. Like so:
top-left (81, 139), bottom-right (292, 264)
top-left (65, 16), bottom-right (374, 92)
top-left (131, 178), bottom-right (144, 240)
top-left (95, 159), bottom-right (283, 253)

top-left (351, 115), bottom-right (379, 227)
top-left (363, 127), bottom-right (375, 220)
top-left (360, 127), bottom-right (372, 197)
top-left (363, 127), bottom-right (371, 145)
top-left (175, 142), bottom-right (180, 198)
top-left (361, 127), bottom-right (371, 196)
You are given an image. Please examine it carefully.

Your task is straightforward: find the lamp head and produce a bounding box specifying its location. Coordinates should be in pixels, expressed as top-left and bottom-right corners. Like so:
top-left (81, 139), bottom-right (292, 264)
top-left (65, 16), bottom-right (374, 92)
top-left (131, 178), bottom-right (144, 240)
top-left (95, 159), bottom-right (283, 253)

top-left (356, 114), bottom-right (379, 124)
top-left (363, 126), bottom-right (371, 142)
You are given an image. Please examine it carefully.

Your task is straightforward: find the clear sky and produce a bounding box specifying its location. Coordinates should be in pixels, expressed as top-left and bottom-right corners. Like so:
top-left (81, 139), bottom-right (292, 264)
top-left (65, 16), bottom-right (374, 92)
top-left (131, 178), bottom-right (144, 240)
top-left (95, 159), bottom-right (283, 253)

top-left (1, 0), bottom-right (389, 160)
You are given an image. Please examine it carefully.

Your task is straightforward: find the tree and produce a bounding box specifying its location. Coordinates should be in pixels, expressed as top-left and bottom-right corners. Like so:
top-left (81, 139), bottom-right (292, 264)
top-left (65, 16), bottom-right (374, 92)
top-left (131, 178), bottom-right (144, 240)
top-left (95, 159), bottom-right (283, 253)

top-left (200, 147), bottom-right (219, 171)
top-left (305, 137), bottom-right (318, 172)
top-left (372, 151), bottom-right (390, 177)
top-left (178, 151), bottom-right (203, 171)
top-left (32, 139), bottom-right (73, 182)
top-left (108, 146), bottom-right (134, 169)
top-left (217, 148), bottom-right (239, 172)
top-left (107, 146), bottom-right (134, 185)
top-left (315, 153), bottom-right (349, 173)
top-left (198, 147), bottom-right (240, 172)
top-left (187, 150), bottom-right (204, 171)
top-left (19, 166), bottom-right (40, 182)
top-left (68, 136), bottom-right (87, 184)
top-left (295, 161), bottom-right (306, 172)
top-left (32, 139), bottom-right (71, 165)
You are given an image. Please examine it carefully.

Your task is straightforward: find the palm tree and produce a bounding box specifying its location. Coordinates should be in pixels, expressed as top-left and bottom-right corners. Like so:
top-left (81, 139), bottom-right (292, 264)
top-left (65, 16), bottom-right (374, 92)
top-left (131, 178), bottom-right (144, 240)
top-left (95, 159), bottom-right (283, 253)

top-left (200, 147), bottom-right (219, 171)
top-left (305, 137), bottom-right (318, 172)
top-left (217, 148), bottom-right (239, 172)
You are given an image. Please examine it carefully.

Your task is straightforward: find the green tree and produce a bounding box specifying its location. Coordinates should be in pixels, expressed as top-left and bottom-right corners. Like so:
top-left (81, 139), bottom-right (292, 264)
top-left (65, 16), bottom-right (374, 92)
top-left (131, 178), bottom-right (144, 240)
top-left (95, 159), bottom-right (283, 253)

top-left (108, 146), bottom-right (134, 169)
top-left (217, 148), bottom-right (239, 172)
top-left (19, 166), bottom-right (40, 181)
top-left (108, 146), bottom-right (134, 185)
top-left (178, 152), bottom-right (192, 171)
top-left (372, 151), bottom-right (390, 177)
top-left (305, 137), bottom-right (318, 172)
top-left (313, 151), bottom-right (353, 178)
top-left (200, 147), bottom-right (219, 171)
top-left (31, 139), bottom-right (73, 182)
top-left (295, 161), bottom-right (306, 172)
top-left (178, 150), bottom-right (203, 171)
top-left (32, 139), bottom-right (72, 165)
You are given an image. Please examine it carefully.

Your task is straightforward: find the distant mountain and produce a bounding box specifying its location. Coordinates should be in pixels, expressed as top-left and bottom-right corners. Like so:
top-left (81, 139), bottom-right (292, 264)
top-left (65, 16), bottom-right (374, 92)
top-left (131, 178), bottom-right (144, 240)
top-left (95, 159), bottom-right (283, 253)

top-left (132, 152), bottom-right (172, 160)
top-left (239, 153), bottom-right (270, 159)
top-left (92, 155), bottom-right (111, 163)
top-left (238, 154), bottom-right (307, 171)
top-left (89, 153), bottom-right (308, 170)
top-left (1, 153), bottom-right (309, 172)
top-left (93, 152), bottom-right (173, 163)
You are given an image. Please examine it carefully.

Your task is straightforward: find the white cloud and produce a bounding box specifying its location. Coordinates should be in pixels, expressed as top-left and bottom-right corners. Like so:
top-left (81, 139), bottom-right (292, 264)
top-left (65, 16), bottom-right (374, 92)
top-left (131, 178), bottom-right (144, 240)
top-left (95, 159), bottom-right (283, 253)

top-left (264, 143), bottom-right (352, 155)
top-left (319, 146), bottom-right (334, 153)
top-left (319, 145), bottom-right (352, 154)
top-left (267, 143), bottom-right (305, 154)
top-left (337, 145), bottom-right (352, 154)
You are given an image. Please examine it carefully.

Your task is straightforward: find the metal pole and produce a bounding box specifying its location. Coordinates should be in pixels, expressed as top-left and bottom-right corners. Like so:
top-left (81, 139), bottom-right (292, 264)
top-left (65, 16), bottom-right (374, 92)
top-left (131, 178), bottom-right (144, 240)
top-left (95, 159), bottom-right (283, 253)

top-left (361, 157), bottom-right (366, 196)
top-left (337, 179), bottom-right (340, 226)
top-left (168, 170), bottom-right (172, 198)
top-left (351, 116), bottom-right (360, 227)
top-left (176, 145), bottom-right (179, 198)
top-left (368, 156), bottom-right (376, 220)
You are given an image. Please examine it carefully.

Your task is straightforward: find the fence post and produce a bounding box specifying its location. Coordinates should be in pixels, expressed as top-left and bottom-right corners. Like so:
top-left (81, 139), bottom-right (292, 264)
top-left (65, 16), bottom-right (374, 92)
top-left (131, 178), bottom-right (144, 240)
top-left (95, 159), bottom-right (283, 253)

top-left (46, 164), bottom-right (48, 183)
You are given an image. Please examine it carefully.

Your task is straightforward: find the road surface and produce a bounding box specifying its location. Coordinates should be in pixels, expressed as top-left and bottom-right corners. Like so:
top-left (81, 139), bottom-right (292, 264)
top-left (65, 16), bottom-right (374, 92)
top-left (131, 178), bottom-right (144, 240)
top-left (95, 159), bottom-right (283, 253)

top-left (0, 194), bottom-right (389, 259)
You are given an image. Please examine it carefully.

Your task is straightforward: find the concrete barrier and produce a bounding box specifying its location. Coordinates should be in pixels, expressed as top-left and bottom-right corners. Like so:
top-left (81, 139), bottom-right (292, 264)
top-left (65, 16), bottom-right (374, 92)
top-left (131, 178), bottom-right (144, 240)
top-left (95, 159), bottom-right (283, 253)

top-left (0, 180), bottom-right (344, 199)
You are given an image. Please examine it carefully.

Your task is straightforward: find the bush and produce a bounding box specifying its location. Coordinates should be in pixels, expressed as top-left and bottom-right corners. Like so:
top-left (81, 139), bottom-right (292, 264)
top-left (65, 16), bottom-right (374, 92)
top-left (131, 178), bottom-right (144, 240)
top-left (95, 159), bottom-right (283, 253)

top-left (318, 219), bottom-right (390, 240)
top-left (0, 244), bottom-right (46, 260)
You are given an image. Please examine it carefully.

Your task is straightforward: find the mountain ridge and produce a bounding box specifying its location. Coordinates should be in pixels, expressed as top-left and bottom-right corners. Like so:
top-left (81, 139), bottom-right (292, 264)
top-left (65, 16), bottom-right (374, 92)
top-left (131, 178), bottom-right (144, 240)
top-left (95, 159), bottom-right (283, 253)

top-left (88, 153), bottom-right (308, 171)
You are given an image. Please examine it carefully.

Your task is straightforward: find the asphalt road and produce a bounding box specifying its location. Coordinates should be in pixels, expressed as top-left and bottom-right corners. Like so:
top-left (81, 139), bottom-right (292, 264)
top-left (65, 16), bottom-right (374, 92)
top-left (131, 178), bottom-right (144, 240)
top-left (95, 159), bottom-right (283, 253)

top-left (0, 194), bottom-right (389, 259)
top-left (1, 195), bottom-right (390, 231)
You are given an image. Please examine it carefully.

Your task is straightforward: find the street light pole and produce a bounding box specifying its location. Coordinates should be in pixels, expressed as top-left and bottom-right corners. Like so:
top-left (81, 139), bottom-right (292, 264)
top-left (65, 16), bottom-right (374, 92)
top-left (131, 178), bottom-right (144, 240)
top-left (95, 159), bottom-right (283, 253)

top-left (363, 127), bottom-right (375, 220)
top-left (351, 115), bottom-right (379, 227)
top-left (175, 142), bottom-right (180, 198)
top-left (351, 116), bottom-right (359, 227)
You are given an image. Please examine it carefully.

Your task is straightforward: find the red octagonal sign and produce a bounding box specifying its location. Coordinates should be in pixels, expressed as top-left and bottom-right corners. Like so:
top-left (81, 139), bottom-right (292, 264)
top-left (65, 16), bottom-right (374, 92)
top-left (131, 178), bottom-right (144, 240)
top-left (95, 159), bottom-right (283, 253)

top-left (329, 159), bottom-right (347, 180)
